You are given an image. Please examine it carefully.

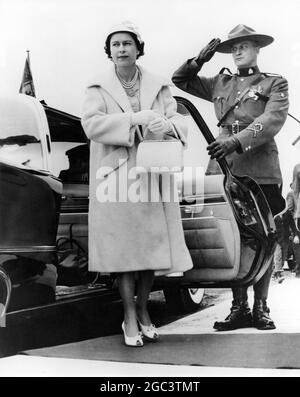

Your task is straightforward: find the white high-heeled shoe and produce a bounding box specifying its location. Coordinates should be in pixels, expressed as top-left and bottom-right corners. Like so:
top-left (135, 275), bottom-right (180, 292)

top-left (138, 320), bottom-right (159, 341)
top-left (121, 321), bottom-right (144, 347)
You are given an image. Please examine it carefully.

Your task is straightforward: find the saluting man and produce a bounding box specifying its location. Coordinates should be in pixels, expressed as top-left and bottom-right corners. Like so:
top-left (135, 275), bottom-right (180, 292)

top-left (172, 24), bottom-right (289, 331)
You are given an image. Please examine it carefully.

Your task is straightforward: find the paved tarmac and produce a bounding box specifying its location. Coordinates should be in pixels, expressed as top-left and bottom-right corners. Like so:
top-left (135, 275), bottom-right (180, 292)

top-left (159, 272), bottom-right (300, 335)
top-left (1, 270), bottom-right (300, 377)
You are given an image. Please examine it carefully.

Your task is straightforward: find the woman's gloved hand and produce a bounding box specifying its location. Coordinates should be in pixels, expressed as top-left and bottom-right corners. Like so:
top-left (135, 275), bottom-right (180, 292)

top-left (131, 110), bottom-right (160, 126)
top-left (293, 235), bottom-right (300, 244)
top-left (147, 117), bottom-right (173, 135)
top-left (195, 38), bottom-right (221, 66)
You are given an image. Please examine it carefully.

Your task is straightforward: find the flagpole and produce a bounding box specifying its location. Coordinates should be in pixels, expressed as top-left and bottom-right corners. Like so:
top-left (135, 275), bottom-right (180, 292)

top-left (292, 135), bottom-right (300, 146)
top-left (26, 50), bottom-right (30, 66)
top-left (287, 112), bottom-right (300, 146)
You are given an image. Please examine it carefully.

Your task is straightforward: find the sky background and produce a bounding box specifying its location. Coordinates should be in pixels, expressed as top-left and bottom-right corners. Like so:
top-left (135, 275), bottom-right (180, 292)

top-left (0, 0), bottom-right (299, 195)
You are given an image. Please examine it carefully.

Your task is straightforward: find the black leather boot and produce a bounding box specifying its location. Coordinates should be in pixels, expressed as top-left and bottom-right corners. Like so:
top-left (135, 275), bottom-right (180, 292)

top-left (272, 271), bottom-right (285, 284)
top-left (213, 299), bottom-right (253, 331)
top-left (252, 298), bottom-right (276, 330)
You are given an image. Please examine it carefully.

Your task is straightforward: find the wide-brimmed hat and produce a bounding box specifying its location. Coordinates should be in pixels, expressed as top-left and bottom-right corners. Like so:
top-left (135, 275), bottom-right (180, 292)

top-left (105, 21), bottom-right (143, 45)
top-left (216, 24), bottom-right (274, 53)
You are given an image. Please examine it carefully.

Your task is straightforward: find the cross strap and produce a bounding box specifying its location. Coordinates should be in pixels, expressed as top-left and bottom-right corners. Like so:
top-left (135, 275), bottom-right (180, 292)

top-left (217, 74), bottom-right (268, 128)
top-left (217, 86), bottom-right (251, 127)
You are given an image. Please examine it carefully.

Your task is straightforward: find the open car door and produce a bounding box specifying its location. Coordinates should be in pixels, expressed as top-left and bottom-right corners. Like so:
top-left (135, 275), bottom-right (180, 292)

top-left (163, 96), bottom-right (277, 290)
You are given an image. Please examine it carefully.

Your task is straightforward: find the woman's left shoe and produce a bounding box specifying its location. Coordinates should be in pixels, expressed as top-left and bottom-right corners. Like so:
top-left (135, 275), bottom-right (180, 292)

top-left (138, 320), bottom-right (159, 341)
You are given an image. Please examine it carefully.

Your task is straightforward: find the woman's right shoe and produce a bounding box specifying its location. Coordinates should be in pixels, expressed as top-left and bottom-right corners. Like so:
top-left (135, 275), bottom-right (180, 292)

top-left (121, 321), bottom-right (144, 347)
top-left (138, 320), bottom-right (159, 341)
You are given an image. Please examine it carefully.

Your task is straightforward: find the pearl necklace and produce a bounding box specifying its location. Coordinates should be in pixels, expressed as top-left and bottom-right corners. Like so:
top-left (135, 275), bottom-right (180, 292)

top-left (117, 67), bottom-right (139, 89)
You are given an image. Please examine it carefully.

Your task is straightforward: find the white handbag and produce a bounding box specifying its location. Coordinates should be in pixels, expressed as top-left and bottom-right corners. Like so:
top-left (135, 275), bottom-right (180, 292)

top-left (136, 139), bottom-right (184, 173)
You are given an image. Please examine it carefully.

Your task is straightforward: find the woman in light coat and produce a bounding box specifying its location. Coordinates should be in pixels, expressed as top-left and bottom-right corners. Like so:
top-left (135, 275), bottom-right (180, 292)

top-left (81, 22), bottom-right (193, 347)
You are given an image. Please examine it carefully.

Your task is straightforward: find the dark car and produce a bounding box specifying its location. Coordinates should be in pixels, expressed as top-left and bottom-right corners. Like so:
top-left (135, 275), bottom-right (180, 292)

top-left (0, 94), bottom-right (277, 326)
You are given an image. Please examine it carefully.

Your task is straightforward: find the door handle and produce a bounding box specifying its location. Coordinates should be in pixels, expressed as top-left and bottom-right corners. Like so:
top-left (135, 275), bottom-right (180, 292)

top-left (46, 135), bottom-right (51, 153)
top-left (184, 206), bottom-right (194, 213)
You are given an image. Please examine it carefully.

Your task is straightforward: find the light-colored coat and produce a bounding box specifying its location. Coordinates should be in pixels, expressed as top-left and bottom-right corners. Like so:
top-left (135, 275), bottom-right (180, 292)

top-left (81, 64), bottom-right (193, 274)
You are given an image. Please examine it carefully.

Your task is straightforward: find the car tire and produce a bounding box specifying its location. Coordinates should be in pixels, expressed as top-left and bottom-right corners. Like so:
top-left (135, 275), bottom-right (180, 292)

top-left (163, 286), bottom-right (205, 314)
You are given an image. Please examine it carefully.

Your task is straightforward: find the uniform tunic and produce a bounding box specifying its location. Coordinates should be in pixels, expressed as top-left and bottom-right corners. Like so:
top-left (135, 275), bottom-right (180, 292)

top-left (172, 60), bottom-right (289, 184)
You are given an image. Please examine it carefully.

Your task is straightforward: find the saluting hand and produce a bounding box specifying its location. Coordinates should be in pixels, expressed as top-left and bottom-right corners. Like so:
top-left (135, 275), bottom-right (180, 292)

top-left (195, 38), bottom-right (221, 65)
top-left (207, 136), bottom-right (240, 160)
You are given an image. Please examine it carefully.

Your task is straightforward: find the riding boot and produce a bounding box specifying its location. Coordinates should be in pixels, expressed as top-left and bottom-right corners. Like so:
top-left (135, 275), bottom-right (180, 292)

top-left (213, 287), bottom-right (252, 331)
top-left (252, 298), bottom-right (276, 330)
top-left (253, 262), bottom-right (276, 329)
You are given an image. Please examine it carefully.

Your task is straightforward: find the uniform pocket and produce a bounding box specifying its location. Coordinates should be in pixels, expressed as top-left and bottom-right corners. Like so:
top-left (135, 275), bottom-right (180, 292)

top-left (213, 96), bottom-right (226, 119)
top-left (242, 96), bottom-right (266, 118)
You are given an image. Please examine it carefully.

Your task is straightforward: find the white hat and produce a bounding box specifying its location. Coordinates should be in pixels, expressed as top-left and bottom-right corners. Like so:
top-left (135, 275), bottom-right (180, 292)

top-left (106, 21), bottom-right (143, 44)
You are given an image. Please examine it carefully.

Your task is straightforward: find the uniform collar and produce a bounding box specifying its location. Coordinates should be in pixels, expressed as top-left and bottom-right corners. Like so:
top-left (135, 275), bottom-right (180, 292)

top-left (237, 66), bottom-right (260, 77)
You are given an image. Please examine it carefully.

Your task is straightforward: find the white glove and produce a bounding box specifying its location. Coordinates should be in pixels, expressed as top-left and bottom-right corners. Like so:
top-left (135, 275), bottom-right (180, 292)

top-left (147, 117), bottom-right (173, 135)
top-left (131, 110), bottom-right (160, 126)
top-left (293, 235), bottom-right (300, 244)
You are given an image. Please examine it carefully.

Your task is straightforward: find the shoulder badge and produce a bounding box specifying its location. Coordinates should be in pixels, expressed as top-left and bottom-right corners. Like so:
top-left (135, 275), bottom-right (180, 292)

top-left (219, 67), bottom-right (233, 75)
top-left (262, 72), bottom-right (283, 78)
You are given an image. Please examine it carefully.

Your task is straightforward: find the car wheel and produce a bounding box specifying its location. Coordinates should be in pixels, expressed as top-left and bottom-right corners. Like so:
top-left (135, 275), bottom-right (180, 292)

top-left (163, 286), bottom-right (205, 314)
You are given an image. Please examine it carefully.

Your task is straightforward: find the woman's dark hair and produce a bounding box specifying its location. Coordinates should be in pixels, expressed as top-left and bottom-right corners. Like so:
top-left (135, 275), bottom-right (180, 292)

top-left (104, 31), bottom-right (144, 59)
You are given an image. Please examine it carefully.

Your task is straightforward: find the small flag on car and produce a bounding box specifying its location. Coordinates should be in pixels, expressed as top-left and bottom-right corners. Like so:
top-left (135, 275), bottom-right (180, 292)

top-left (19, 50), bottom-right (36, 97)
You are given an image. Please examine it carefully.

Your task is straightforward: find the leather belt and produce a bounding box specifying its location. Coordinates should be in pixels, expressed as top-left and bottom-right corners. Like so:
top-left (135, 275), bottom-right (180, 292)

top-left (220, 121), bottom-right (249, 134)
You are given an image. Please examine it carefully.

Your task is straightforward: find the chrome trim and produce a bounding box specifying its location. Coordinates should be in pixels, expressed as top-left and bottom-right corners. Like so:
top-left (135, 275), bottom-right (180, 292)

top-left (202, 202), bottom-right (227, 207)
top-left (60, 212), bottom-right (88, 217)
top-left (182, 215), bottom-right (231, 221)
top-left (180, 202), bottom-right (227, 209)
top-left (0, 268), bottom-right (12, 325)
top-left (181, 193), bottom-right (226, 201)
top-left (0, 246), bottom-right (56, 253)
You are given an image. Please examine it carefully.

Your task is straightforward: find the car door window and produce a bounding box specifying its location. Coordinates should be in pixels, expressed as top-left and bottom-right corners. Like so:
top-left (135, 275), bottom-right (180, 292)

top-left (176, 101), bottom-right (222, 202)
top-left (0, 97), bottom-right (44, 169)
top-left (44, 106), bottom-right (89, 184)
top-left (177, 102), bottom-right (222, 175)
top-left (177, 102), bottom-right (211, 170)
